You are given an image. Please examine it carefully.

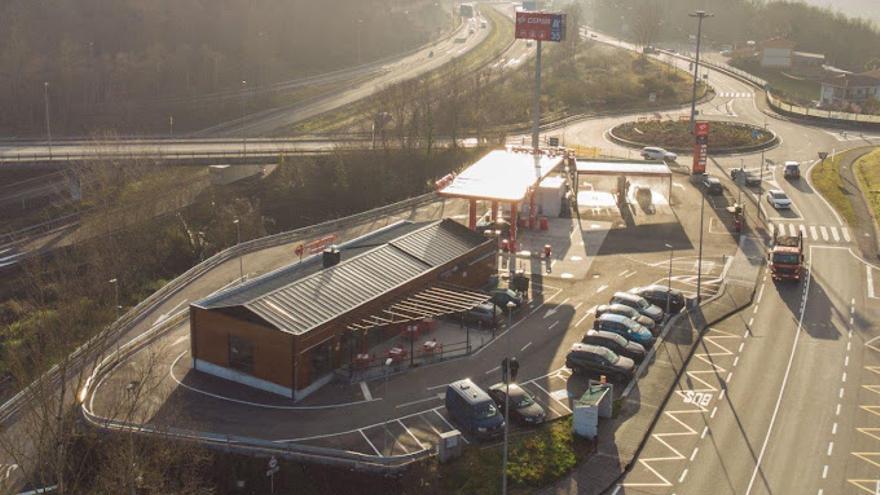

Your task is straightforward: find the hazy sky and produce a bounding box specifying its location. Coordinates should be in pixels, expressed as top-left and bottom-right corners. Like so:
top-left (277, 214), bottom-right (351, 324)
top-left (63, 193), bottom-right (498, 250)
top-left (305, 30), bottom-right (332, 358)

top-left (793, 0), bottom-right (880, 24)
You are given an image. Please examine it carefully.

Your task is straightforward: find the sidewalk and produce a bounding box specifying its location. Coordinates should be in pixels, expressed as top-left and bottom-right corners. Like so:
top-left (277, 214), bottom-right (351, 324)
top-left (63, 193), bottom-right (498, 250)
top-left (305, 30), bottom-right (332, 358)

top-left (540, 235), bottom-right (764, 495)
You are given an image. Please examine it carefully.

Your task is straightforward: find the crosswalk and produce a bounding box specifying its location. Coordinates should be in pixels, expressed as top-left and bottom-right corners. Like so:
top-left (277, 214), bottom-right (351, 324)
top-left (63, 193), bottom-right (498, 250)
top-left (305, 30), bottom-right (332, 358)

top-left (717, 91), bottom-right (754, 98)
top-left (769, 222), bottom-right (851, 244)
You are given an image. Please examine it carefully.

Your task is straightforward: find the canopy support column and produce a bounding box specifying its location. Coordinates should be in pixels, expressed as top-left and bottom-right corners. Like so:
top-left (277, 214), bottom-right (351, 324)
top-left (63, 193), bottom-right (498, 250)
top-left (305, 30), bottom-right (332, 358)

top-left (468, 199), bottom-right (477, 230)
top-left (491, 201), bottom-right (499, 222)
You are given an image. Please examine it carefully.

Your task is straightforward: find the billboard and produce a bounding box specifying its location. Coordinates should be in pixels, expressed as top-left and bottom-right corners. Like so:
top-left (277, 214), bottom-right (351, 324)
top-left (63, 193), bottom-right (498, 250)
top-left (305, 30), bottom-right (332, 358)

top-left (515, 11), bottom-right (566, 42)
top-left (693, 121), bottom-right (709, 174)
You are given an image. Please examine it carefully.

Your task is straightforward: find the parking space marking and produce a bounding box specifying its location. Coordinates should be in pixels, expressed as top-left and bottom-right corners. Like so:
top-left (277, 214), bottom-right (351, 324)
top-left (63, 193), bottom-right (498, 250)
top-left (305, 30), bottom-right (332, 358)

top-left (396, 394), bottom-right (442, 409)
top-left (532, 382), bottom-right (572, 413)
top-left (399, 419), bottom-right (427, 449)
top-left (521, 342), bottom-right (532, 352)
top-left (359, 429), bottom-right (381, 456)
top-left (360, 381), bottom-right (372, 401)
top-left (868, 266), bottom-right (876, 299)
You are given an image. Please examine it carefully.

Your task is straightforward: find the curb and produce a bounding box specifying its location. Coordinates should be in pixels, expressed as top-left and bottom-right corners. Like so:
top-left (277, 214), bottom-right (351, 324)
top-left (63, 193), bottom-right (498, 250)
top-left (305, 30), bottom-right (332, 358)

top-left (606, 121), bottom-right (779, 156)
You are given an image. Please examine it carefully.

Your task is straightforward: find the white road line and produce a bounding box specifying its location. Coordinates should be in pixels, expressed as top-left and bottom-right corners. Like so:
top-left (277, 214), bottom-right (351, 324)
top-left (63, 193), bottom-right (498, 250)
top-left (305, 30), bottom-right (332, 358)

top-left (399, 419), bottom-right (426, 449)
top-left (360, 429), bottom-right (382, 456)
top-left (678, 468), bottom-right (689, 483)
top-left (690, 447), bottom-right (700, 461)
top-left (868, 266), bottom-right (876, 299)
top-left (739, 342), bottom-right (746, 353)
top-left (757, 284), bottom-right (765, 304)
top-left (625, 270), bottom-right (637, 278)
top-left (845, 356), bottom-right (850, 367)
top-left (822, 464), bottom-right (828, 479)
top-left (842, 227), bottom-right (851, 242)
top-left (485, 365), bottom-right (501, 375)
top-left (549, 321), bottom-right (559, 330)
top-left (596, 284), bottom-right (609, 293)
top-left (618, 269), bottom-right (629, 276)
top-left (832, 422), bottom-right (838, 435)
top-left (745, 252), bottom-right (813, 495)
top-left (830, 226), bottom-right (840, 242)
top-left (726, 372), bottom-right (733, 382)
top-left (827, 441), bottom-right (834, 456)
top-left (836, 403), bottom-right (841, 415)
top-left (360, 382), bottom-right (372, 401)
top-left (574, 302), bottom-right (583, 310)
top-left (733, 356), bottom-right (740, 367)
top-left (748, 317), bottom-right (754, 327)
top-left (719, 388), bottom-right (726, 400)
top-left (810, 225), bottom-right (819, 240)
top-left (396, 395), bottom-right (442, 409)
top-left (839, 387), bottom-right (844, 399)
top-left (710, 406), bottom-right (718, 418)
top-left (575, 313), bottom-right (591, 327)
top-left (787, 224), bottom-right (796, 237)
top-left (820, 226), bottom-right (829, 241)
top-left (521, 342), bottom-right (532, 352)
top-left (842, 372), bottom-right (847, 382)
top-left (701, 426), bottom-right (708, 439)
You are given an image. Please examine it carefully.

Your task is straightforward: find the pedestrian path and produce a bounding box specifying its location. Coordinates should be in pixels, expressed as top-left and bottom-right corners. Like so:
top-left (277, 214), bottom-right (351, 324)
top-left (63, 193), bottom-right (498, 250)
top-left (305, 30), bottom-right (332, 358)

top-left (769, 222), bottom-right (851, 244)
top-left (717, 91), bottom-right (754, 99)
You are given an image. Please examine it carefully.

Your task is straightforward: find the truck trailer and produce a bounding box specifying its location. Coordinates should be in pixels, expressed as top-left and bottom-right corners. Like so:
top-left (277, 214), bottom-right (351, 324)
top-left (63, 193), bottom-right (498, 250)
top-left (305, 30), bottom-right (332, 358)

top-left (769, 230), bottom-right (804, 281)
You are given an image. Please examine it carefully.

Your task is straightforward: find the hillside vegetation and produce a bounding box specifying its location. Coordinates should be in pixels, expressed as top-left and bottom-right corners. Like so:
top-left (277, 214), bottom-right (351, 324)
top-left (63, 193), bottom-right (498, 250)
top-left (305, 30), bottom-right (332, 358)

top-left (589, 0), bottom-right (880, 72)
top-left (0, 0), bottom-right (450, 136)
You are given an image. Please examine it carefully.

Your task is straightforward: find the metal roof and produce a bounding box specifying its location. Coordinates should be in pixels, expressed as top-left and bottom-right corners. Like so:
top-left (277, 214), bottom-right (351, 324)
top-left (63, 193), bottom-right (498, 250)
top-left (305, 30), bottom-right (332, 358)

top-left (438, 148), bottom-right (567, 202)
top-left (196, 219), bottom-right (490, 335)
top-left (576, 160), bottom-right (672, 177)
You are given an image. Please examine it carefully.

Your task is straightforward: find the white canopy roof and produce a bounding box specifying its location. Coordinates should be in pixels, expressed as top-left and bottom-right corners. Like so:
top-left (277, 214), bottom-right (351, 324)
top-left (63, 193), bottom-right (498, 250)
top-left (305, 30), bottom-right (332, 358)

top-left (439, 149), bottom-right (566, 202)
top-left (576, 160), bottom-right (672, 177)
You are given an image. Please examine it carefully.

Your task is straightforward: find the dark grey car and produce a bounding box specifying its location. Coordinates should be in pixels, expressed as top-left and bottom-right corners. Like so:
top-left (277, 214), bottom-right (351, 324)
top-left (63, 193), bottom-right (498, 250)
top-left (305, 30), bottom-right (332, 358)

top-left (630, 285), bottom-right (686, 314)
top-left (610, 291), bottom-right (664, 323)
top-left (596, 303), bottom-right (657, 333)
top-left (582, 329), bottom-right (646, 363)
top-left (487, 383), bottom-right (547, 425)
top-left (565, 343), bottom-right (636, 382)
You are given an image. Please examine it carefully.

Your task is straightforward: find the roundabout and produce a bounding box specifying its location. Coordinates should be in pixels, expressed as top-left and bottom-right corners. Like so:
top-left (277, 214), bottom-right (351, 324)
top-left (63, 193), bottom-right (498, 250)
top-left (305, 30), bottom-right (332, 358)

top-left (608, 119), bottom-right (778, 155)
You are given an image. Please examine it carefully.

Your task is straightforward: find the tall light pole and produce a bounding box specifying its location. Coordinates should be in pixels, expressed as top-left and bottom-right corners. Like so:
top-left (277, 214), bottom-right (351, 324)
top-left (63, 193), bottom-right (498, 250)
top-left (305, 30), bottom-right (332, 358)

top-left (240, 80), bottom-right (247, 159)
top-left (532, 40), bottom-right (542, 153)
top-left (501, 300), bottom-right (516, 495)
top-left (44, 82), bottom-right (53, 160)
top-left (665, 243), bottom-right (674, 314)
top-left (688, 11), bottom-right (712, 130)
top-left (233, 218), bottom-right (243, 282)
top-left (109, 278), bottom-right (120, 319)
top-left (383, 357), bottom-right (393, 455)
top-left (696, 190), bottom-right (706, 302)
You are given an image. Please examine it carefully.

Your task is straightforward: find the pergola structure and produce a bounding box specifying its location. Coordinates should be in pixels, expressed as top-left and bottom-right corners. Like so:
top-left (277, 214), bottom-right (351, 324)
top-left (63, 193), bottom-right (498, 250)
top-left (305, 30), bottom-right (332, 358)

top-left (438, 147), bottom-right (572, 245)
top-left (344, 284), bottom-right (491, 332)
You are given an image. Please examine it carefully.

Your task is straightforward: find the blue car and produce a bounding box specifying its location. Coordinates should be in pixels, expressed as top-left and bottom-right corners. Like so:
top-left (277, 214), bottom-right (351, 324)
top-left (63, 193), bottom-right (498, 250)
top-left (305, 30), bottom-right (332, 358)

top-left (593, 313), bottom-right (655, 348)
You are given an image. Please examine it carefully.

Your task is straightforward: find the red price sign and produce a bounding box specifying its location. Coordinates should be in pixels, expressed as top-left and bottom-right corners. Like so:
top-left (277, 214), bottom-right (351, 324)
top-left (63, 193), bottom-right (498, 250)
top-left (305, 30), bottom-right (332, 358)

top-left (692, 121), bottom-right (709, 174)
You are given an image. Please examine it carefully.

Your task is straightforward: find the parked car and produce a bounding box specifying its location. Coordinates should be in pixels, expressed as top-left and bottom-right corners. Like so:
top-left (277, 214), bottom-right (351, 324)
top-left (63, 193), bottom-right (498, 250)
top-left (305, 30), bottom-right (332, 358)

top-left (463, 302), bottom-right (502, 328)
top-left (783, 161), bottom-right (800, 179)
top-left (582, 329), bottom-right (646, 363)
top-left (593, 313), bottom-right (655, 348)
top-left (640, 146), bottom-right (678, 162)
top-left (595, 303), bottom-right (656, 332)
top-left (630, 285), bottom-right (687, 314)
top-left (445, 379), bottom-right (505, 439)
top-left (475, 216), bottom-right (510, 237)
top-left (730, 168), bottom-right (762, 186)
top-left (700, 174), bottom-right (723, 195)
top-left (487, 383), bottom-right (546, 425)
top-left (489, 288), bottom-right (523, 310)
top-left (610, 291), bottom-right (664, 324)
top-left (635, 187), bottom-right (655, 213)
top-left (766, 189), bottom-right (792, 209)
top-left (565, 343), bottom-right (636, 382)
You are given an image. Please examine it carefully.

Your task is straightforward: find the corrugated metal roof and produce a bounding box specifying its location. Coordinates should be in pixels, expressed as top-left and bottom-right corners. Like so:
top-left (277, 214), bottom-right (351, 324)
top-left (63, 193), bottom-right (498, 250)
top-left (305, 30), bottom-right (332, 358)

top-left (197, 219), bottom-right (489, 336)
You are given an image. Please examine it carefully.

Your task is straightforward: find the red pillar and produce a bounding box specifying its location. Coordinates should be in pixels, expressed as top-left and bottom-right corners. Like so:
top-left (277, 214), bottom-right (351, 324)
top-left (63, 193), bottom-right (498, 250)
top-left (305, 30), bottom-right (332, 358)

top-left (491, 201), bottom-right (499, 222)
top-left (468, 199), bottom-right (477, 230)
top-left (509, 202), bottom-right (518, 244)
top-left (528, 190), bottom-right (537, 229)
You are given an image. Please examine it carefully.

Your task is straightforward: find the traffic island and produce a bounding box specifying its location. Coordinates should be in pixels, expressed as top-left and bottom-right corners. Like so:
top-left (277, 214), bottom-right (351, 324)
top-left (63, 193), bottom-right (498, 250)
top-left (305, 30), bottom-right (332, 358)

top-left (608, 119), bottom-right (778, 156)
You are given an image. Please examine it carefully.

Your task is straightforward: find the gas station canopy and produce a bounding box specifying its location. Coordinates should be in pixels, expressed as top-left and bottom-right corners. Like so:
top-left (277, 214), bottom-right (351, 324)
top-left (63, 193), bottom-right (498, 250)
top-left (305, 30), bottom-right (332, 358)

top-left (576, 159), bottom-right (672, 177)
top-left (438, 148), bottom-right (568, 202)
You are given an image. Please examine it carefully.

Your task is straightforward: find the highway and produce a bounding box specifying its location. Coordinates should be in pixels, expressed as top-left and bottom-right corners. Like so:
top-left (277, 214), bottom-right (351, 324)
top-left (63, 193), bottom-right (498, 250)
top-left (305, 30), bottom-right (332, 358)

top-left (573, 34), bottom-right (880, 495)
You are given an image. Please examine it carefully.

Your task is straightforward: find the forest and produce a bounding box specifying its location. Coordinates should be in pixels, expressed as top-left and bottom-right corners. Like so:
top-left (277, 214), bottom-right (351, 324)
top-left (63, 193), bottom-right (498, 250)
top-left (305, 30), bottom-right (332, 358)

top-left (589, 0), bottom-right (880, 72)
top-left (0, 0), bottom-right (451, 136)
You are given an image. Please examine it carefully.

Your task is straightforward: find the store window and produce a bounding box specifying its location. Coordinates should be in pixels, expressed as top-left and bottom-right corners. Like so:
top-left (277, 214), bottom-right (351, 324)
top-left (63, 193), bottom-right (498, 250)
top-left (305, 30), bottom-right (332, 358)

top-left (228, 335), bottom-right (255, 373)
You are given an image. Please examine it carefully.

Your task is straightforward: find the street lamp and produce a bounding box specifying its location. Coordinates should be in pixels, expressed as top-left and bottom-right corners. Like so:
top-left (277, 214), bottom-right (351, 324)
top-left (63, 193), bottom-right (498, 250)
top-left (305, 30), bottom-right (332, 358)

top-left (233, 218), bottom-right (243, 282)
top-left (688, 11), bottom-right (713, 130)
top-left (240, 80), bottom-right (247, 159)
top-left (696, 188), bottom-right (706, 302)
top-left (664, 244), bottom-right (674, 315)
top-left (383, 357), bottom-right (394, 455)
top-left (44, 82), bottom-right (53, 160)
top-left (109, 278), bottom-right (120, 319)
top-left (501, 300), bottom-right (516, 495)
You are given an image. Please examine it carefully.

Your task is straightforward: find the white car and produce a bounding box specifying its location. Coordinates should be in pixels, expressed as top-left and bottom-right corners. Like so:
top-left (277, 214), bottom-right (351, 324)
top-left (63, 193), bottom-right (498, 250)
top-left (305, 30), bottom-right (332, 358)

top-left (766, 189), bottom-right (792, 209)
top-left (640, 147), bottom-right (678, 162)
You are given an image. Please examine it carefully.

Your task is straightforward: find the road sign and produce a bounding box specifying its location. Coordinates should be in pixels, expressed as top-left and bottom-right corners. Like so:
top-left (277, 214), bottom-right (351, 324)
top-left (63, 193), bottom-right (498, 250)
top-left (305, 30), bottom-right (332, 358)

top-left (268, 457), bottom-right (278, 469)
top-left (818, 151), bottom-right (828, 160)
top-left (693, 121), bottom-right (710, 174)
top-left (515, 12), bottom-right (566, 42)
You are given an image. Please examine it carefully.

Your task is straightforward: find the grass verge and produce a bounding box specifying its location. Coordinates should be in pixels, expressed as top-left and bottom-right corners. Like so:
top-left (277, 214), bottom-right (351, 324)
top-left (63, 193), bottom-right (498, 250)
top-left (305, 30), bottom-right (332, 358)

top-left (855, 148), bottom-right (880, 224)
top-left (437, 416), bottom-right (593, 494)
top-left (810, 152), bottom-right (857, 224)
top-left (613, 120), bottom-right (772, 150)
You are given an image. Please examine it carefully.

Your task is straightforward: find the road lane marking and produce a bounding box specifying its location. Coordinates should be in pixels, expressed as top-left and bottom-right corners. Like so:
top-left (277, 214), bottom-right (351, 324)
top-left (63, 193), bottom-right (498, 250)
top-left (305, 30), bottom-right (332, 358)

top-left (678, 468), bottom-right (688, 483)
top-left (868, 266), bottom-right (876, 299)
top-left (836, 403), bottom-right (841, 415)
top-left (831, 226), bottom-right (840, 242)
top-left (745, 250), bottom-right (813, 495)
top-left (757, 284), bottom-right (765, 303)
top-left (596, 284), bottom-right (608, 293)
top-left (711, 406), bottom-right (718, 418)
top-left (832, 422), bottom-right (838, 435)
top-left (733, 356), bottom-right (740, 367)
top-left (690, 447), bottom-right (699, 461)
top-left (574, 302), bottom-right (583, 310)
top-left (360, 429), bottom-right (381, 456)
top-left (399, 419), bottom-right (427, 449)
top-left (360, 381), bottom-right (372, 401)
top-left (822, 464), bottom-right (828, 479)
top-left (739, 342), bottom-right (746, 353)
top-left (701, 426), bottom-right (708, 439)
top-left (521, 342), bottom-right (532, 352)
top-left (485, 365), bottom-right (501, 375)
top-left (828, 442), bottom-right (834, 456)
top-left (842, 227), bottom-right (851, 242)
top-left (748, 317), bottom-right (754, 327)
top-left (810, 225), bottom-right (819, 240)
top-left (820, 226), bottom-right (829, 241)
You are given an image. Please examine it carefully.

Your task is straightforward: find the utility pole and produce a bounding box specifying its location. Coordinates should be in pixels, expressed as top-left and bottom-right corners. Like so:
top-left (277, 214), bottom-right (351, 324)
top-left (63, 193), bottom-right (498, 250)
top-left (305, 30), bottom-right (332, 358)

top-left (665, 244), bottom-right (673, 315)
top-left (532, 40), bottom-right (542, 153)
top-left (696, 192), bottom-right (706, 302)
top-left (688, 11), bottom-right (712, 131)
top-left (44, 82), bottom-right (53, 160)
top-left (240, 80), bottom-right (247, 159)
